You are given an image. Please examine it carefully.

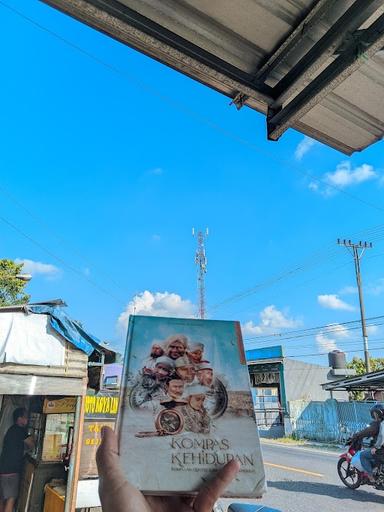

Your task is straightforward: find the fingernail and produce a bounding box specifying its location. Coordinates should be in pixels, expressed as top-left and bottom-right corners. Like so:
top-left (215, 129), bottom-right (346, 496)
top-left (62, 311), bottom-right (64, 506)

top-left (232, 459), bottom-right (241, 471)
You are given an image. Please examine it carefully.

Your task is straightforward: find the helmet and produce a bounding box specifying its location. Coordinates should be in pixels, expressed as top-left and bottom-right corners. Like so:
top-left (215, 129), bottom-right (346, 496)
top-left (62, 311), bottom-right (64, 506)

top-left (370, 404), bottom-right (384, 420)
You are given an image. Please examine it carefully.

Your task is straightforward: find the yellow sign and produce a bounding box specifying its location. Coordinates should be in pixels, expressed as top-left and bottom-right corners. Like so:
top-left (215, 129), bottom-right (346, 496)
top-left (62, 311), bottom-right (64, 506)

top-left (80, 420), bottom-right (115, 479)
top-left (85, 395), bottom-right (119, 416)
top-left (43, 398), bottom-right (77, 414)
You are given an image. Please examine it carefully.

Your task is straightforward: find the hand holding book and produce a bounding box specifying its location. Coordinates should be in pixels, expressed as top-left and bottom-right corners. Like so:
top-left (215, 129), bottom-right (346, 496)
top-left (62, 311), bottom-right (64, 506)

top-left (97, 427), bottom-right (240, 512)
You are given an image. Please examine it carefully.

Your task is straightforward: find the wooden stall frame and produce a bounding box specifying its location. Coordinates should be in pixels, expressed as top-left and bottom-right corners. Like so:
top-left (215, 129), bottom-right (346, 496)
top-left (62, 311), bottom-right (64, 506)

top-left (65, 392), bottom-right (86, 512)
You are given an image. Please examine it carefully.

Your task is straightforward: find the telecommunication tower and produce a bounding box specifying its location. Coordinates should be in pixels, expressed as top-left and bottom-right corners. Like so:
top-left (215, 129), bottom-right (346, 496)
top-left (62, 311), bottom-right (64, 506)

top-left (192, 228), bottom-right (209, 319)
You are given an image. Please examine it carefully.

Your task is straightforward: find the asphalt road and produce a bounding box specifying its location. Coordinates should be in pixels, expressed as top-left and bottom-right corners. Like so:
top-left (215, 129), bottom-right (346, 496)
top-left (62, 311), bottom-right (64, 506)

top-left (219, 441), bottom-right (384, 511)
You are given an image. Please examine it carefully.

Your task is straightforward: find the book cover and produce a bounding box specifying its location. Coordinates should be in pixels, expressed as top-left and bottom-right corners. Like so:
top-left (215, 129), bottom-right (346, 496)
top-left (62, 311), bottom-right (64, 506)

top-left (118, 315), bottom-right (266, 497)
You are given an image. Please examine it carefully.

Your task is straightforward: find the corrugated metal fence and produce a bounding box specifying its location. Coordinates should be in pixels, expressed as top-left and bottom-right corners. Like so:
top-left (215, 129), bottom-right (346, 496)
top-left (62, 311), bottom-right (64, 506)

top-left (288, 399), bottom-right (376, 442)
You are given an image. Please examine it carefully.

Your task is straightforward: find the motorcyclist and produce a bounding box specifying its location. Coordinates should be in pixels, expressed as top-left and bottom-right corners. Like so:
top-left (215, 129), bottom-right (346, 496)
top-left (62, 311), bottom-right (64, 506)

top-left (353, 404), bottom-right (384, 482)
top-left (350, 404), bottom-right (383, 445)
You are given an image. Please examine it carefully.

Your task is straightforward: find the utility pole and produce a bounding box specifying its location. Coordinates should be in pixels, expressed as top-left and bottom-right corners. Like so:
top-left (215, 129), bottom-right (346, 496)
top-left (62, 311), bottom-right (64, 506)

top-left (192, 228), bottom-right (208, 319)
top-left (337, 238), bottom-right (372, 373)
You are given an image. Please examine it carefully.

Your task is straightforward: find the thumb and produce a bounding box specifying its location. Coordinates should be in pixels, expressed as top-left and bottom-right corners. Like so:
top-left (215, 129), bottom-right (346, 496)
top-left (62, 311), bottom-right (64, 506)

top-left (96, 427), bottom-right (126, 496)
top-left (96, 427), bottom-right (150, 512)
top-left (194, 459), bottom-right (240, 512)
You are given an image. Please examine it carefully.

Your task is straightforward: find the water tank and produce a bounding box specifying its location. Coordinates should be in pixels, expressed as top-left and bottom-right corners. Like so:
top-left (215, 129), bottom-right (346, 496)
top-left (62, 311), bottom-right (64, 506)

top-left (328, 350), bottom-right (347, 369)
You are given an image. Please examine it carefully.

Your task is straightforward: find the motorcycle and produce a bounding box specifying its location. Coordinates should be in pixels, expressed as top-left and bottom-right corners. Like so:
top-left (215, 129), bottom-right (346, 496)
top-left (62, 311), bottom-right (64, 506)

top-left (337, 437), bottom-right (384, 490)
top-left (128, 370), bottom-right (165, 408)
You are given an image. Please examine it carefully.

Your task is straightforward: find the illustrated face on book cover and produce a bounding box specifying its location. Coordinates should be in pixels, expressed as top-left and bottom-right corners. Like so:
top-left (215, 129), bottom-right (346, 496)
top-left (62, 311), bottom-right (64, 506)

top-left (118, 315), bottom-right (265, 497)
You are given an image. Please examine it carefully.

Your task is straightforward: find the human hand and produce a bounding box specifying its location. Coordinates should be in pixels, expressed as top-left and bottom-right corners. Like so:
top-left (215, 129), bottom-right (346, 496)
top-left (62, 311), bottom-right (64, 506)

top-left (96, 426), bottom-right (240, 512)
top-left (371, 447), bottom-right (377, 455)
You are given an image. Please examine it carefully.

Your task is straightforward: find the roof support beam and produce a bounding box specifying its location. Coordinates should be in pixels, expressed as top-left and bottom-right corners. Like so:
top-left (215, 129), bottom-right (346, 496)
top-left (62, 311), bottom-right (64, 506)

top-left (254, 0), bottom-right (337, 85)
top-left (43, 0), bottom-right (274, 103)
top-left (267, 12), bottom-right (384, 141)
top-left (322, 369), bottom-right (384, 391)
top-left (271, 0), bottom-right (384, 107)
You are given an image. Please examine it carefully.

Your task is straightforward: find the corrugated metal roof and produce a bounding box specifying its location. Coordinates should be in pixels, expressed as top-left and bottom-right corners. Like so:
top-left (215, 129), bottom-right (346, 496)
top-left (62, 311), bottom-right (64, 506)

top-left (323, 369), bottom-right (384, 390)
top-left (43, 0), bottom-right (384, 154)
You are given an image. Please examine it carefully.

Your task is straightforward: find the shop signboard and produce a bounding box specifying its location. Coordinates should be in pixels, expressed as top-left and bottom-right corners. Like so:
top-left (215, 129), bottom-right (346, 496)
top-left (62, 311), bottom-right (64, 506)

top-left (79, 394), bottom-right (119, 478)
top-left (84, 394), bottom-right (119, 419)
top-left (43, 397), bottom-right (77, 414)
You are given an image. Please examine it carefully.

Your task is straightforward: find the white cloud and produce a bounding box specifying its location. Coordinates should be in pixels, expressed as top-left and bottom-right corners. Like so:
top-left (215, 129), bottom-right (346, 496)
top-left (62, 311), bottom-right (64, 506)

top-left (342, 278), bottom-right (384, 297)
top-left (327, 162), bottom-right (376, 187)
top-left (308, 181), bottom-right (319, 191)
top-left (339, 285), bottom-right (357, 295)
top-left (242, 321), bottom-right (263, 336)
top-left (317, 294), bottom-right (355, 311)
top-left (295, 136), bottom-right (316, 160)
top-left (309, 162), bottom-right (377, 196)
top-left (117, 291), bottom-right (195, 334)
top-left (315, 323), bottom-right (350, 352)
top-left (367, 278), bottom-right (384, 296)
top-left (316, 332), bottom-right (338, 352)
top-left (326, 323), bottom-right (350, 339)
top-left (368, 325), bottom-right (379, 335)
top-left (242, 305), bottom-right (302, 336)
top-left (149, 167), bottom-right (163, 175)
top-left (15, 258), bottom-right (61, 279)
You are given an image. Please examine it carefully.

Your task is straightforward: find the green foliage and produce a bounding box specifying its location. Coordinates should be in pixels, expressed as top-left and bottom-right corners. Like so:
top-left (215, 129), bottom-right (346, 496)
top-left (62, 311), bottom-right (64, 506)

top-left (0, 259), bottom-right (30, 306)
top-left (347, 356), bottom-right (384, 400)
top-left (347, 356), bottom-right (384, 375)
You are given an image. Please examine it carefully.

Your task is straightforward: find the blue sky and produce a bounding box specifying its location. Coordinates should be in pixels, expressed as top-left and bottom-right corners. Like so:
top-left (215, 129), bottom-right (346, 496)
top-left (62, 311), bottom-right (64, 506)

top-left (1, 1), bottom-right (384, 364)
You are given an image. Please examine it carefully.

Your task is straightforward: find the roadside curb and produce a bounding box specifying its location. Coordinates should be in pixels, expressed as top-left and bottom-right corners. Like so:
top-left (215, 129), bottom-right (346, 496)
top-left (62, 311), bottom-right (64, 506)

top-left (261, 438), bottom-right (342, 456)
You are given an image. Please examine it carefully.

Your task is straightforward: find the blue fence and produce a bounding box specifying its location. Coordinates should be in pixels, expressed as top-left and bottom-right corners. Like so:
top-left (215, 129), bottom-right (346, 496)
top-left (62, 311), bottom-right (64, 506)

top-left (288, 399), bottom-right (374, 442)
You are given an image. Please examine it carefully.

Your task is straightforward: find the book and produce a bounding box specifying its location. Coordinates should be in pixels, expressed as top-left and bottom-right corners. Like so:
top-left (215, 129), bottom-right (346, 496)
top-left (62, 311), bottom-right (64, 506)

top-left (118, 315), bottom-right (266, 497)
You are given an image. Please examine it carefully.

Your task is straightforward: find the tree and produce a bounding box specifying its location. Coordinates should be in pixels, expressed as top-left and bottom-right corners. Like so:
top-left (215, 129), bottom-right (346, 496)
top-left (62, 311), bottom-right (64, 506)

top-left (0, 259), bottom-right (30, 306)
top-left (347, 356), bottom-right (384, 375)
top-left (347, 356), bottom-right (384, 400)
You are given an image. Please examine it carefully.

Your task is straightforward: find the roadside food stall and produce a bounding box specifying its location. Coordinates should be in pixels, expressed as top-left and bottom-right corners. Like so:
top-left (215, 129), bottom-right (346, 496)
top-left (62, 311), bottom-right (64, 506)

top-left (0, 301), bottom-right (114, 512)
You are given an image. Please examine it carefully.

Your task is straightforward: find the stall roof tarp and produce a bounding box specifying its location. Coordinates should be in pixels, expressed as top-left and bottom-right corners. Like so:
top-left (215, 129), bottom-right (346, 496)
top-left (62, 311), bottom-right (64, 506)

top-left (0, 303), bottom-right (105, 367)
top-left (43, 0), bottom-right (384, 154)
top-left (0, 311), bottom-right (66, 366)
top-left (27, 304), bottom-right (103, 356)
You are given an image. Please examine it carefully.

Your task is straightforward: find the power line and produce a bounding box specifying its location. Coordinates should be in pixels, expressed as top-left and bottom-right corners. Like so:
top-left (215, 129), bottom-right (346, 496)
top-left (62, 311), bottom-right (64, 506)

top-left (246, 336), bottom-right (384, 352)
top-left (225, 259), bottom-right (352, 319)
top-left (286, 346), bottom-right (384, 359)
top-left (224, 242), bottom-right (384, 320)
top-left (0, 183), bottom-right (130, 295)
top-left (211, 224), bottom-right (384, 314)
top-left (210, 247), bottom-right (341, 312)
top-left (0, 212), bottom-right (126, 306)
top-left (2, 0), bottom-right (384, 218)
top-left (243, 314), bottom-right (384, 341)
top-left (2, 0), bottom-right (384, 318)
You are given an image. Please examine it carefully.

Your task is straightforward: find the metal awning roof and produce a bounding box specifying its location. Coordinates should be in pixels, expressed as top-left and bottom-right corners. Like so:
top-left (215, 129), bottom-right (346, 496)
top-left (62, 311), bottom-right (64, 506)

top-left (323, 369), bottom-right (384, 391)
top-left (43, 0), bottom-right (384, 154)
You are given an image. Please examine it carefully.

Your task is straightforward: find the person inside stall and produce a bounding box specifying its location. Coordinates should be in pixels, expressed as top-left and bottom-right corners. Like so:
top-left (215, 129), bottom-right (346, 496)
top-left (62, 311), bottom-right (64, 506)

top-left (0, 408), bottom-right (35, 512)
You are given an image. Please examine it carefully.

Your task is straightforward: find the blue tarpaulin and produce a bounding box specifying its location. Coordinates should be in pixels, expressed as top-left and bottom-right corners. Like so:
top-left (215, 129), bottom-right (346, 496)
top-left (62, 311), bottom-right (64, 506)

top-left (27, 305), bottom-right (102, 356)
